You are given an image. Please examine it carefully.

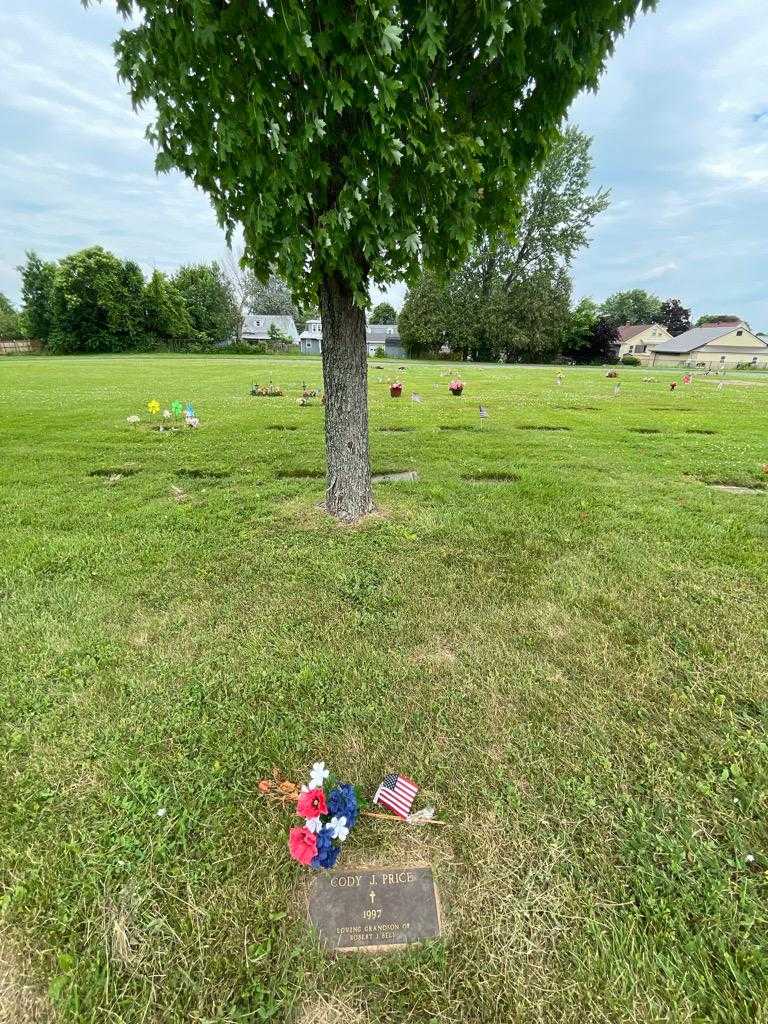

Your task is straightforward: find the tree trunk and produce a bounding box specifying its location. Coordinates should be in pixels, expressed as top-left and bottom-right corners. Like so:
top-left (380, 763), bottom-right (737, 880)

top-left (318, 272), bottom-right (375, 523)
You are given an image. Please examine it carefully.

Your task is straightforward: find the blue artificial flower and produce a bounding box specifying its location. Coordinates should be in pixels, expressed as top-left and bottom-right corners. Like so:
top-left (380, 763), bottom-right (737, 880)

top-left (327, 783), bottom-right (358, 829)
top-left (311, 828), bottom-right (340, 870)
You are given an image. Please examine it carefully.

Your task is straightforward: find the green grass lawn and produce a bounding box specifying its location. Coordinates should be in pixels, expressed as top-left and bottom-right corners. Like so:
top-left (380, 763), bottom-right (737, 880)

top-left (1, 354), bottom-right (767, 1024)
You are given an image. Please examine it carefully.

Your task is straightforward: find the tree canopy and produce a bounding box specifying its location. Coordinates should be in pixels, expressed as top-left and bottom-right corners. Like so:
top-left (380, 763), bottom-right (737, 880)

top-left (95, 0), bottom-right (652, 303)
top-left (48, 247), bottom-right (147, 354)
top-left (600, 289), bottom-right (662, 326)
top-left (370, 301), bottom-right (399, 325)
top-left (398, 126), bottom-right (605, 362)
top-left (144, 270), bottom-right (195, 346)
top-left (172, 264), bottom-right (239, 346)
top-left (560, 302), bottom-right (619, 363)
top-left (658, 298), bottom-right (691, 337)
top-left (0, 293), bottom-right (21, 340)
top-left (370, 302), bottom-right (397, 325)
top-left (696, 314), bottom-right (745, 327)
top-left (18, 251), bottom-right (56, 343)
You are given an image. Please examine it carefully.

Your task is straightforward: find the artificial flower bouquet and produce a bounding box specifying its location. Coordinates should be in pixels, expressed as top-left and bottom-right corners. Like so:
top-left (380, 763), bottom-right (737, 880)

top-left (448, 378), bottom-right (464, 396)
top-left (390, 381), bottom-right (403, 398)
top-left (251, 383), bottom-right (283, 397)
top-left (288, 762), bottom-right (359, 869)
top-left (259, 763), bottom-right (442, 871)
top-left (127, 399), bottom-right (198, 431)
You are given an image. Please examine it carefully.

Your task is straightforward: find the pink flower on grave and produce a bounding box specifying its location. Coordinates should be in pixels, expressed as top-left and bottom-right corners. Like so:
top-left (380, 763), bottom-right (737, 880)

top-left (289, 826), bottom-right (318, 865)
top-left (297, 787), bottom-right (328, 819)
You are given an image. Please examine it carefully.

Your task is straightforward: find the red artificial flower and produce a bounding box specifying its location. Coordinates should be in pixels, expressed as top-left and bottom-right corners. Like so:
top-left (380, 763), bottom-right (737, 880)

top-left (289, 826), bottom-right (318, 866)
top-left (297, 787), bottom-right (328, 818)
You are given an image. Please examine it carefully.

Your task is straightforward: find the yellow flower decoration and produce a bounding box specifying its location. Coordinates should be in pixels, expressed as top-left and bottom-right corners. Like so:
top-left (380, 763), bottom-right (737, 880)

top-left (147, 400), bottom-right (161, 415)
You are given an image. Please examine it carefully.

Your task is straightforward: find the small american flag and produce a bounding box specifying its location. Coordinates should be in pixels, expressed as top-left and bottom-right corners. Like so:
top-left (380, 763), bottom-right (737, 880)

top-left (374, 773), bottom-right (419, 818)
top-left (479, 405), bottom-right (489, 419)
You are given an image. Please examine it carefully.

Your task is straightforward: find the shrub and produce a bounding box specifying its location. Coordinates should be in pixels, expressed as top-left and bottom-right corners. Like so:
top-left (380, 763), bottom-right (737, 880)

top-left (226, 341), bottom-right (268, 355)
top-left (621, 355), bottom-right (641, 366)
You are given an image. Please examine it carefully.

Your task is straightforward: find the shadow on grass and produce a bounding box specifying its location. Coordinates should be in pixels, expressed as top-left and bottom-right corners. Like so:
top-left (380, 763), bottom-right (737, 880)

top-left (518, 425), bottom-right (571, 432)
top-left (277, 469), bottom-right (325, 480)
top-left (462, 472), bottom-right (520, 484)
top-left (176, 468), bottom-right (230, 480)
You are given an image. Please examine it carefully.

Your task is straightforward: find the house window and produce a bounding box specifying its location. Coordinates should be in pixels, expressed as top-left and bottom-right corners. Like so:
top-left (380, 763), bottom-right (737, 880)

top-left (720, 355), bottom-right (726, 362)
top-left (737, 329), bottom-right (743, 336)
top-left (636, 344), bottom-right (646, 353)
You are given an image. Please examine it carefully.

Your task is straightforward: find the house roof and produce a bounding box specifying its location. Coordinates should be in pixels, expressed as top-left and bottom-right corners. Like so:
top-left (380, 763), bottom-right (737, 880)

top-left (650, 325), bottom-right (766, 354)
top-left (366, 325), bottom-right (400, 343)
top-left (242, 313), bottom-right (299, 341)
top-left (617, 324), bottom-right (654, 343)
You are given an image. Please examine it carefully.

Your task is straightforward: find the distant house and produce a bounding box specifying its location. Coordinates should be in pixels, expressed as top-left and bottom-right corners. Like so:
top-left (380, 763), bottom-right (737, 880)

top-left (614, 324), bottom-right (672, 364)
top-left (366, 323), bottom-right (405, 358)
top-left (649, 325), bottom-right (768, 368)
top-left (242, 313), bottom-right (299, 344)
top-left (299, 318), bottom-right (322, 355)
top-left (299, 320), bottom-right (406, 358)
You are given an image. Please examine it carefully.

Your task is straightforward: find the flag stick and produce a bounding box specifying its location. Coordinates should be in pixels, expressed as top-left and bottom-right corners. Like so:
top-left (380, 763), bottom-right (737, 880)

top-left (258, 785), bottom-right (448, 825)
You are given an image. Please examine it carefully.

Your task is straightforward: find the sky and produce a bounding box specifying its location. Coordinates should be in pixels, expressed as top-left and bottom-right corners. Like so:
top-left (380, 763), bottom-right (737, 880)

top-left (1, 0), bottom-right (767, 328)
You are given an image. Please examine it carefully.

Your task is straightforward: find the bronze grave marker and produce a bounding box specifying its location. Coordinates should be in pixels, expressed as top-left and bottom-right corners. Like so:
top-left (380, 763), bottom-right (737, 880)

top-left (307, 864), bottom-right (441, 952)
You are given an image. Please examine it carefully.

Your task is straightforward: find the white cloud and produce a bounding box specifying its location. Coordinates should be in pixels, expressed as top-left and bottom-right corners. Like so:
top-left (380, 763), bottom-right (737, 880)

top-left (638, 261), bottom-right (678, 282)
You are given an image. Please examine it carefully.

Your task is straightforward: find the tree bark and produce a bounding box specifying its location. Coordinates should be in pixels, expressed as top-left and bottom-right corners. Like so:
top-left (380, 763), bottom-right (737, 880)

top-left (318, 271), bottom-right (375, 523)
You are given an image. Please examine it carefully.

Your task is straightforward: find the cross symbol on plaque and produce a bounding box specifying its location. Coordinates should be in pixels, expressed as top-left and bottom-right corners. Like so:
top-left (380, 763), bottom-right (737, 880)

top-left (369, 892), bottom-right (376, 904)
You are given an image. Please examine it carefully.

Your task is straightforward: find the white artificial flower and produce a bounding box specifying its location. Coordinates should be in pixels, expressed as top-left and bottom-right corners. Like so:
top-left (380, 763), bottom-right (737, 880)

top-left (156, 807), bottom-right (167, 818)
top-left (326, 816), bottom-right (349, 842)
top-left (308, 761), bottom-right (329, 789)
top-left (162, 409), bottom-right (171, 419)
top-left (746, 854), bottom-right (756, 864)
top-left (305, 816), bottom-right (323, 834)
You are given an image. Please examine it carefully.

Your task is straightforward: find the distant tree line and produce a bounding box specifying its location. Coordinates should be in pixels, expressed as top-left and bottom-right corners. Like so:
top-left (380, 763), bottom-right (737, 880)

top-left (1, 246), bottom-right (322, 354)
top-left (0, 247), bottom-right (239, 353)
top-left (397, 127), bottom-right (743, 365)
